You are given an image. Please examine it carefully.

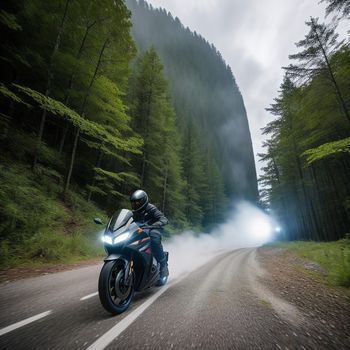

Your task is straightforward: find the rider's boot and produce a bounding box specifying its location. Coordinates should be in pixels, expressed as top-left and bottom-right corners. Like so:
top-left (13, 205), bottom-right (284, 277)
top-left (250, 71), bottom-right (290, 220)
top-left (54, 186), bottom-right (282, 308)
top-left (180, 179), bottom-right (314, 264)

top-left (159, 258), bottom-right (169, 279)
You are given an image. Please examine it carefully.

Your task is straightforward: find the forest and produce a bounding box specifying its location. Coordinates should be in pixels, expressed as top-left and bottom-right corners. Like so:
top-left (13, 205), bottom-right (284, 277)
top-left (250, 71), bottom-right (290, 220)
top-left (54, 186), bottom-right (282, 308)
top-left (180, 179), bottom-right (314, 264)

top-left (259, 1), bottom-right (350, 241)
top-left (126, 0), bottom-right (258, 204)
top-left (1, 0), bottom-right (347, 271)
top-left (0, 0), bottom-right (256, 266)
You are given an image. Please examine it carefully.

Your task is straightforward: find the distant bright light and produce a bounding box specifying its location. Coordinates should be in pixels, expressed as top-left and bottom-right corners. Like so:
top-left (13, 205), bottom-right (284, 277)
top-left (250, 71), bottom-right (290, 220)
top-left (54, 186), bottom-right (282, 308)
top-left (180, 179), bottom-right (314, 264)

top-left (275, 227), bottom-right (281, 232)
top-left (248, 214), bottom-right (273, 243)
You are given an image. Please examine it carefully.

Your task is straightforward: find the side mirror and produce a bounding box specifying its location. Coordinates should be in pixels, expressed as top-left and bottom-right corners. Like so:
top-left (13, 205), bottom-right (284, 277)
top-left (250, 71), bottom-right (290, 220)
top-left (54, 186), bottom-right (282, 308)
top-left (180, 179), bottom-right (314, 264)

top-left (94, 218), bottom-right (103, 225)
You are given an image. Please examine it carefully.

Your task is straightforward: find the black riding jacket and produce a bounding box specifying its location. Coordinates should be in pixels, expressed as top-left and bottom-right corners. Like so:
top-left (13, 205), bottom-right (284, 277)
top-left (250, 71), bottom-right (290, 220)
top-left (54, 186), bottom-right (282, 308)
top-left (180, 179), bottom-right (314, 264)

top-left (132, 203), bottom-right (168, 229)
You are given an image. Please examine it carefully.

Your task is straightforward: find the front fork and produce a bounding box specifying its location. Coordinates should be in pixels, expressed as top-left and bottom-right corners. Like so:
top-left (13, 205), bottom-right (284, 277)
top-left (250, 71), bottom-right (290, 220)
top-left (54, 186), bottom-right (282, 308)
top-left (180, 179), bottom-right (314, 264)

top-left (124, 256), bottom-right (134, 286)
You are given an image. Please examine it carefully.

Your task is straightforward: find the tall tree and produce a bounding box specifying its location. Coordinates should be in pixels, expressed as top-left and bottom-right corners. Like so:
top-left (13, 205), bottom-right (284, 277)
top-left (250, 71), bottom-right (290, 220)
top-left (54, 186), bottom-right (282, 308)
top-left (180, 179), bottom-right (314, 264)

top-left (129, 48), bottom-right (187, 227)
top-left (284, 17), bottom-right (349, 123)
top-left (321, 0), bottom-right (350, 18)
top-left (33, 0), bottom-right (71, 167)
top-left (261, 44), bottom-right (350, 241)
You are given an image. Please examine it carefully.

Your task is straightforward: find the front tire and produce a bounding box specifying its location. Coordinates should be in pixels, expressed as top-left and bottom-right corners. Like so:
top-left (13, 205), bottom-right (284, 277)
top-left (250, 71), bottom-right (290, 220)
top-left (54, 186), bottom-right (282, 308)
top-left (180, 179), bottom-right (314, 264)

top-left (98, 259), bottom-right (134, 315)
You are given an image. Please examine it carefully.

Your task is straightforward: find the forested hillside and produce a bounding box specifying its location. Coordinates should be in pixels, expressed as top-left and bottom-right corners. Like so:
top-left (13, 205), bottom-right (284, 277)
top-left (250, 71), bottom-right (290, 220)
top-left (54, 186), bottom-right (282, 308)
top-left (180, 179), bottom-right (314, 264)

top-left (259, 5), bottom-right (350, 241)
top-left (126, 0), bottom-right (258, 203)
top-left (0, 0), bottom-right (257, 266)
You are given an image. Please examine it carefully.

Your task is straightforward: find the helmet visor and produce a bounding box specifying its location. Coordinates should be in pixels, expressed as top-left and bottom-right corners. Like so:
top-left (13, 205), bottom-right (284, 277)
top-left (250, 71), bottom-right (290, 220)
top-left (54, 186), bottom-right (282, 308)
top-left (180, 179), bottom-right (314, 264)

top-left (131, 199), bottom-right (144, 211)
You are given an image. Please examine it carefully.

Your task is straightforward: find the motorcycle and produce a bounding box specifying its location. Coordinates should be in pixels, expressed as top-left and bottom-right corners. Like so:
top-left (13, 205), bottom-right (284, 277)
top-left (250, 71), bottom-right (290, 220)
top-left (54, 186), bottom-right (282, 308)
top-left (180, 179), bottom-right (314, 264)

top-left (94, 209), bottom-right (169, 315)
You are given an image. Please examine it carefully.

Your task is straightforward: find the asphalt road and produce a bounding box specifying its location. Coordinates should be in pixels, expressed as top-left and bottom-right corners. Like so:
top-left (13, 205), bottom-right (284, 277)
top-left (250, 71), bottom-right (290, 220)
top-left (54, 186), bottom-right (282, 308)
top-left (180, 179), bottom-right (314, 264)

top-left (0, 248), bottom-right (328, 349)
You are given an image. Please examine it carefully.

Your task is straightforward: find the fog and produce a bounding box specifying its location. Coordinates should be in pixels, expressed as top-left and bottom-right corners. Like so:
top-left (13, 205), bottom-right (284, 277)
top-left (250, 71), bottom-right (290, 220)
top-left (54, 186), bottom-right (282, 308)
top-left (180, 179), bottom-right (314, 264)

top-left (166, 201), bottom-right (276, 279)
top-left (97, 202), bottom-right (276, 280)
top-left (126, 0), bottom-right (258, 200)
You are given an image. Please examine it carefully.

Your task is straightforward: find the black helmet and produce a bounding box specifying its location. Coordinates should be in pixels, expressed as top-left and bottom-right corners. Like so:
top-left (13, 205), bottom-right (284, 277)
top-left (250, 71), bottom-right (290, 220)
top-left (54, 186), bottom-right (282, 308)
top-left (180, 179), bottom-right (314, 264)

top-left (130, 190), bottom-right (148, 212)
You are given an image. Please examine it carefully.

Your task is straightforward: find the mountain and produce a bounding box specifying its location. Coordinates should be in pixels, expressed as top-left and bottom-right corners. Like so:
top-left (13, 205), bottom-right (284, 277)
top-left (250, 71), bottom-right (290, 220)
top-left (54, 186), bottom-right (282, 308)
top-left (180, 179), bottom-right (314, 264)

top-left (126, 0), bottom-right (258, 202)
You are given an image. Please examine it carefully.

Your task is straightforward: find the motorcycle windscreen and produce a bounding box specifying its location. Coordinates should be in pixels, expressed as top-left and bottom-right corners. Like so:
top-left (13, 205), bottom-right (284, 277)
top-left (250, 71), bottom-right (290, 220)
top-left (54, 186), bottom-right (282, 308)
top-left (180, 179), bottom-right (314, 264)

top-left (108, 209), bottom-right (134, 232)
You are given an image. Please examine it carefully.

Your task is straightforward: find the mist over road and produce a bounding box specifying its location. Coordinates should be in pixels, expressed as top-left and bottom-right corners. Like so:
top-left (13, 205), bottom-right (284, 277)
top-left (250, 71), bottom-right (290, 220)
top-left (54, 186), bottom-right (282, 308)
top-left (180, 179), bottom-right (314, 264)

top-left (1, 247), bottom-right (333, 349)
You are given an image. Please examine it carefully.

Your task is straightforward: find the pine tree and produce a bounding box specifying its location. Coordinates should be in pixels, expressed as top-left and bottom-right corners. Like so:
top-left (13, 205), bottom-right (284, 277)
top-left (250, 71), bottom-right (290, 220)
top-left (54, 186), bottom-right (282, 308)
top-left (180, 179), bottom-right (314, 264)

top-left (284, 17), bottom-right (349, 123)
top-left (129, 48), bottom-right (187, 227)
top-left (321, 0), bottom-right (350, 18)
top-left (261, 45), bottom-right (350, 241)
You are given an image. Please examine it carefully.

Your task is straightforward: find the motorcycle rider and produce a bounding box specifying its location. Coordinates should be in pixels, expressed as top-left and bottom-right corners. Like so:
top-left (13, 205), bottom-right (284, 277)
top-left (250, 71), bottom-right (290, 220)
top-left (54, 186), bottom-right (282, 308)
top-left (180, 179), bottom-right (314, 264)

top-left (130, 190), bottom-right (169, 279)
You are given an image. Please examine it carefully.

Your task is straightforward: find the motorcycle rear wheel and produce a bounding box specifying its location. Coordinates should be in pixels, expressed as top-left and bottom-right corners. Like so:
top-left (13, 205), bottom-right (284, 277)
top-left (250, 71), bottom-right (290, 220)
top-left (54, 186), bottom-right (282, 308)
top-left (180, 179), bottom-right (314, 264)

top-left (98, 259), bottom-right (134, 315)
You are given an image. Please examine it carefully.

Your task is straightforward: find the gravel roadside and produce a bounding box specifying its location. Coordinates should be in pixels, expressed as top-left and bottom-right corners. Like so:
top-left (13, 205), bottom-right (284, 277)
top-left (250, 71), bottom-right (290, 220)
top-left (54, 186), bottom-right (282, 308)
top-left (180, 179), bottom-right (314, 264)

top-left (257, 247), bottom-right (350, 349)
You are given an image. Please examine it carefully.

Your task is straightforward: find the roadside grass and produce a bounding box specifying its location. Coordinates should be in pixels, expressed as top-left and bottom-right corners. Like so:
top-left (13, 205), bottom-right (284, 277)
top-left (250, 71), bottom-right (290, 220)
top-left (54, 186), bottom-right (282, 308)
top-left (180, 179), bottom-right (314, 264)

top-left (0, 162), bottom-right (107, 269)
top-left (266, 239), bottom-right (350, 288)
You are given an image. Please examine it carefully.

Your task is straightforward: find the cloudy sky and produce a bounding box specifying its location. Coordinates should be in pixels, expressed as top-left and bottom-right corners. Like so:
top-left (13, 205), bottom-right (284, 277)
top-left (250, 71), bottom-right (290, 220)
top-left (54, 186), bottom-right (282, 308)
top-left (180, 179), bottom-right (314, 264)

top-left (146, 0), bottom-right (341, 177)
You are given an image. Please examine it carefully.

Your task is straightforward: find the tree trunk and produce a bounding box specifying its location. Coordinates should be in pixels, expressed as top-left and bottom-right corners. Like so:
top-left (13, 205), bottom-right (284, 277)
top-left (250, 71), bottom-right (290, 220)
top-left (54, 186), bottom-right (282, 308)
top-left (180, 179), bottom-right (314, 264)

top-left (33, 0), bottom-right (71, 167)
top-left (58, 122), bottom-right (69, 154)
top-left (324, 162), bottom-right (349, 238)
top-left (271, 154), bottom-right (289, 240)
top-left (140, 87), bottom-right (152, 186)
top-left (162, 164), bottom-right (168, 213)
top-left (87, 144), bottom-right (104, 202)
top-left (58, 20), bottom-right (97, 154)
top-left (63, 38), bottom-right (109, 193)
top-left (64, 127), bottom-right (80, 193)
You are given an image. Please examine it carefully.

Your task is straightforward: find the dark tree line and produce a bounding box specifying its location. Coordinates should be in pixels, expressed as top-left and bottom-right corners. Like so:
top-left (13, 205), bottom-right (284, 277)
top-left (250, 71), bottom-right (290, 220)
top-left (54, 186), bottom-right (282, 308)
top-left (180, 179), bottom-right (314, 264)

top-left (259, 8), bottom-right (350, 241)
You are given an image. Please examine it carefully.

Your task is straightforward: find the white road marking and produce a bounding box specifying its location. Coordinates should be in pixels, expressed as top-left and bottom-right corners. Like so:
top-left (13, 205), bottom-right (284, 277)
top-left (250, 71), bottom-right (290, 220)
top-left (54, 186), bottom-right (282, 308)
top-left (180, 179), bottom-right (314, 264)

top-left (0, 310), bottom-right (52, 337)
top-left (80, 292), bottom-right (98, 301)
top-left (86, 251), bottom-right (233, 350)
top-left (86, 282), bottom-right (174, 350)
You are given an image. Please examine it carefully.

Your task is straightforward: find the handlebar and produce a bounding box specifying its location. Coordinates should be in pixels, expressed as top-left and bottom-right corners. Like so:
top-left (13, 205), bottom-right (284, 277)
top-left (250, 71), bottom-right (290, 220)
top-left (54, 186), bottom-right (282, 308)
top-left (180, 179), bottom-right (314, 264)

top-left (139, 225), bottom-right (153, 230)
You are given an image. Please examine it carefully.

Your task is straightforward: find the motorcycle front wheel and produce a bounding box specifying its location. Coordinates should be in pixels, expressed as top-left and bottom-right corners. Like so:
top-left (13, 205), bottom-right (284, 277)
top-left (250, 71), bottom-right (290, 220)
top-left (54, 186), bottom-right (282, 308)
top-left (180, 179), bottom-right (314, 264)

top-left (98, 259), bottom-right (135, 315)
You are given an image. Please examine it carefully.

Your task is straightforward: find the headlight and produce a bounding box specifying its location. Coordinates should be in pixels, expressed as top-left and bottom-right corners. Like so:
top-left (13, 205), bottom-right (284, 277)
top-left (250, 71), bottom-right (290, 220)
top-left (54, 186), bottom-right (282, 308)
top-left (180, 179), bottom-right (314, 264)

top-left (102, 235), bottom-right (113, 245)
top-left (114, 232), bottom-right (130, 244)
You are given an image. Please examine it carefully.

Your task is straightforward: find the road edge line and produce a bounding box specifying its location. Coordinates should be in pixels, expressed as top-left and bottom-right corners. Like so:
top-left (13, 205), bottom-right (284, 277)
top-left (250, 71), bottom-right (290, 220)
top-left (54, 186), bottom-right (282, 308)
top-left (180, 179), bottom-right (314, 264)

top-left (0, 310), bottom-right (52, 337)
top-left (86, 249), bottom-right (237, 350)
top-left (86, 250), bottom-right (237, 350)
top-left (85, 283), bottom-right (173, 350)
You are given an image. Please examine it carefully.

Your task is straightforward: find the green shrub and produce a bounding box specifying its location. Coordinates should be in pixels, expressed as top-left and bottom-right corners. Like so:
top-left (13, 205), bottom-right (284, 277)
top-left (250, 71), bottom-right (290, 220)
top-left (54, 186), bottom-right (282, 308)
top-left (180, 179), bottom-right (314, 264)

top-left (0, 163), bottom-right (68, 242)
top-left (25, 231), bottom-right (103, 263)
top-left (0, 162), bottom-right (106, 268)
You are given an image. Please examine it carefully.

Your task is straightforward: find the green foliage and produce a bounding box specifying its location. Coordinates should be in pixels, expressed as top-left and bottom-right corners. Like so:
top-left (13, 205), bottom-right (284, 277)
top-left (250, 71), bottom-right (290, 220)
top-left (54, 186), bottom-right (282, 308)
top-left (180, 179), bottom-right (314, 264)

top-left (25, 231), bottom-right (101, 262)
top-left (181, 125), bottom-right (205, 226)
top-left (129, 47), bottom-right (229, 228)
top-left (260, 19), bottom-right (350, 242)
top-left (13, 84), bottom-right (142, 153)
top-left (0, 83), bottom-right (29, 106)
top-left (0, 162), bottom-right (106, 268)
top-left (0, 0), bottom-right (252, 269)
top-left (0, 163), bottom-right (68, 243)
top-left (129, 48), bottom-right (187, 227)
top-left (0, 0), bottom-right (142, 267)
top-left (303, 137), bottom-right (350, 164)
top-left (321, 0), bottom-right (350, 18)
top-left (0, 10), bottom-right (22, 31)
top-left (89, 167), bottom-right (139, 201)
top-left (94, 168), bottom-right (139, 185)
